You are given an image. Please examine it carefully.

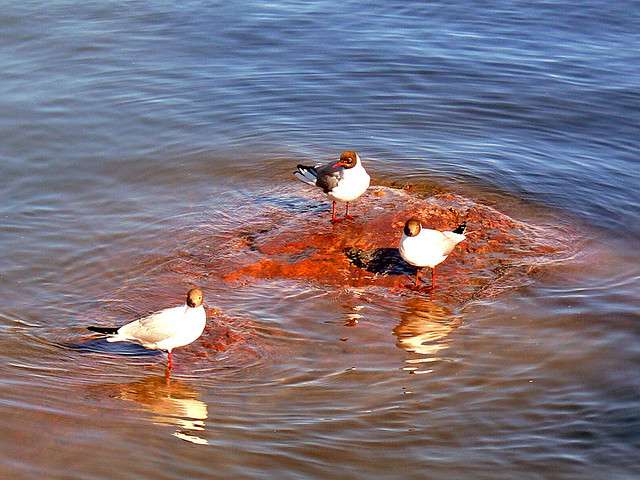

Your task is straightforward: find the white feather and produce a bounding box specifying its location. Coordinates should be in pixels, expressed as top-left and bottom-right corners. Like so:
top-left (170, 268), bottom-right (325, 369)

top-left (294, 153), bottom-right (370, 203)
top-left (107, 303), bottom-right (206, 352)
top-left (294, 168), bottom-right (317, 186)
top-left (326, 162), bottom-right (370, 203)
top-left (399, 228), bottom-right (466, 268)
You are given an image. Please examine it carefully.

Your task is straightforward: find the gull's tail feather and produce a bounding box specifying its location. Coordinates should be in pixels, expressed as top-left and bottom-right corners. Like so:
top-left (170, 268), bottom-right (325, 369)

top-left (87, 326), bottom-right (119, 335)
top-left (452, 221), bottom-right (467, 235)
top-left (294, 164), bottom-right (318, 186)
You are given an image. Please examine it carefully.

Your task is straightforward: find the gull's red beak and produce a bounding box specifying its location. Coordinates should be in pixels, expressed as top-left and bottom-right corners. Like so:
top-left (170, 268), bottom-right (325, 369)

top-left (333, 161), bottom-right (346, 169)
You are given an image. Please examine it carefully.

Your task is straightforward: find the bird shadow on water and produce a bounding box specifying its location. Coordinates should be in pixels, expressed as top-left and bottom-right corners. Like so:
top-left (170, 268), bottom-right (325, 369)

top-left (66, 338), bottom-right (164, 358)
top-left (344, 247), bottom-right (416, 276)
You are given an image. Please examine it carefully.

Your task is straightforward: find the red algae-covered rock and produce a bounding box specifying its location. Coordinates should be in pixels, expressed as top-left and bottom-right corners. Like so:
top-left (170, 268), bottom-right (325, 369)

top-left (169, 308), bottom-right (265, 372)
top-left (74, 185), bottom-right (579, 369)
top-left (198, 310), bottom-right (245, 353)
top-left (221, 186), bottom-right (577, 306)
top-left (79, 185), bottom-right (578, 365)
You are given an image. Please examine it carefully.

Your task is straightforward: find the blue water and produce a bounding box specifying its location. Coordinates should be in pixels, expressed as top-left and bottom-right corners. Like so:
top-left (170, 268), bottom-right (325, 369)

top-left (1, 1), bottom-right (639, 479)
top-left (3, 1), bottom-right (638, 232)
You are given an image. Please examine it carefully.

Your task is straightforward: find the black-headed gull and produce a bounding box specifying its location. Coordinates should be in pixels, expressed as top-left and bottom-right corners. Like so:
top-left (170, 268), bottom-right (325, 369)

top-left (88, 288), bottom-right (206, 370)
top-left (295, 150), bottom-right (370, 223)
top-left (399, 218), bottom-right (467, 289)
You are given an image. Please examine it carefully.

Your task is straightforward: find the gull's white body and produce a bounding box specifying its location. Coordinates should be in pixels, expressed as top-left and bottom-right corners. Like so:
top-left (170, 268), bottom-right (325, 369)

top-left (294, 153), bottom-right (370, 203)
top-left (107, 303), bottom-right (206, 352)
top-left (326, 161), bottom-right (370, 203)
top-left (294, 151), bottom-right (370, 222)
top-left (399, 228), bottom-right (466, 268)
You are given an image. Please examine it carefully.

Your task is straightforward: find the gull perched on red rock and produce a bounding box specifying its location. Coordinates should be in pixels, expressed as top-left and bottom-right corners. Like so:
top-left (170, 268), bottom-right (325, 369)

top-left (399, 218), bottom-right (467, 290)
top-left (295, 151), bottom-right (370, 223)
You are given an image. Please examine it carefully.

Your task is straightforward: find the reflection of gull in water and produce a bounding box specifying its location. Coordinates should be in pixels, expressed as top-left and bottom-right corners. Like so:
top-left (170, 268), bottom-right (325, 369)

top-left (110, 376), bottom-right (209, 445)
top-left (393, 298), bottom-right (462, 373)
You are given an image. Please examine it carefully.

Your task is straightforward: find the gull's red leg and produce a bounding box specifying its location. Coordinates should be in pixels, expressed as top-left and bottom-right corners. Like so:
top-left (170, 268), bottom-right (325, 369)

top-left (344, 202), bottom-right (353, 220)
top-left (415, 268), bottom-right (421, 287)
top-left (167, 351), bottom-right (173, 370)
top-left (330, 201), bottom-right (340, 223)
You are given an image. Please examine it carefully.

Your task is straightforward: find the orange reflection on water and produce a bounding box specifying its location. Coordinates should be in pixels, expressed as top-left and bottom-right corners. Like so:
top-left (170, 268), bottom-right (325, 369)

top-left (98, 375), bottom-right (209, 445)
top-left (393, 297), bottom-right (462, 373)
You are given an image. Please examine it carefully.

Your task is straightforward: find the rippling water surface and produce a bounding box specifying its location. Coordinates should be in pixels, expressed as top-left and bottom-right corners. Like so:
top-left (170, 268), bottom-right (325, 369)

top-left (1, 1), bottom-right (639, 478)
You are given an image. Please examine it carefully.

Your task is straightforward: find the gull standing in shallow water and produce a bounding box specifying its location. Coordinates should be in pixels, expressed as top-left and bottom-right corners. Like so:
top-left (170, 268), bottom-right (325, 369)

top-left (399, 218), bottom-right (467, 290)
top-left (294, 150), bottom-right (370, 223)
top-left (87, 288), bottom-right (206, 370)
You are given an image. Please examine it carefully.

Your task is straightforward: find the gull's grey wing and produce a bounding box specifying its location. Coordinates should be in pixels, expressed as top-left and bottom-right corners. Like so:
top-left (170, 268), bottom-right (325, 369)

top-left (314, 160), bottom-right (341, 193)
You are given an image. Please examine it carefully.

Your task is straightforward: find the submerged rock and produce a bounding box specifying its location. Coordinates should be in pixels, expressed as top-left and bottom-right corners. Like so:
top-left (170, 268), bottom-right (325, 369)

top-left (222, 186), bottom-right (577, 306)
top-left (77, 185), bottom-right (579, 363)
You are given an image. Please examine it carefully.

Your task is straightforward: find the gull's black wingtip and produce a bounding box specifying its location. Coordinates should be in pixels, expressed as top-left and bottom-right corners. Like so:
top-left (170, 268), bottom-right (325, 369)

top-left (87, 326), bottom-right (118, 334)
top-left (452, 221), bottom-right (467, 235)
top-left (296, 164), bottom-right (317, 174)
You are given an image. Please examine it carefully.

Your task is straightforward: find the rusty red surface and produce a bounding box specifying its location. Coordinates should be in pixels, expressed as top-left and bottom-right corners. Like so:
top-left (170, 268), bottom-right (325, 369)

top-left (221, 186), bottom-right (576, 305)
top-left (87, 186), bottom-right (577, 360)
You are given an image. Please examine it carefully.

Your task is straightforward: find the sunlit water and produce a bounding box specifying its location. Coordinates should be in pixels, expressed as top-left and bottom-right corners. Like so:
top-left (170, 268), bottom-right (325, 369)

top-left (1, 1), bottom-right (639, 479)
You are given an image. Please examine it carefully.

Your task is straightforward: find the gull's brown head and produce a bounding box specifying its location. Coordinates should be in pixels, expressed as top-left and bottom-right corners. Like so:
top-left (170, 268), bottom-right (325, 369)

top-left (336, 151), bottom-right (359, 169)
top-left (186, 288), bottom-right (204, 308)
top-left (403, 218), bottom-right (422, 237)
